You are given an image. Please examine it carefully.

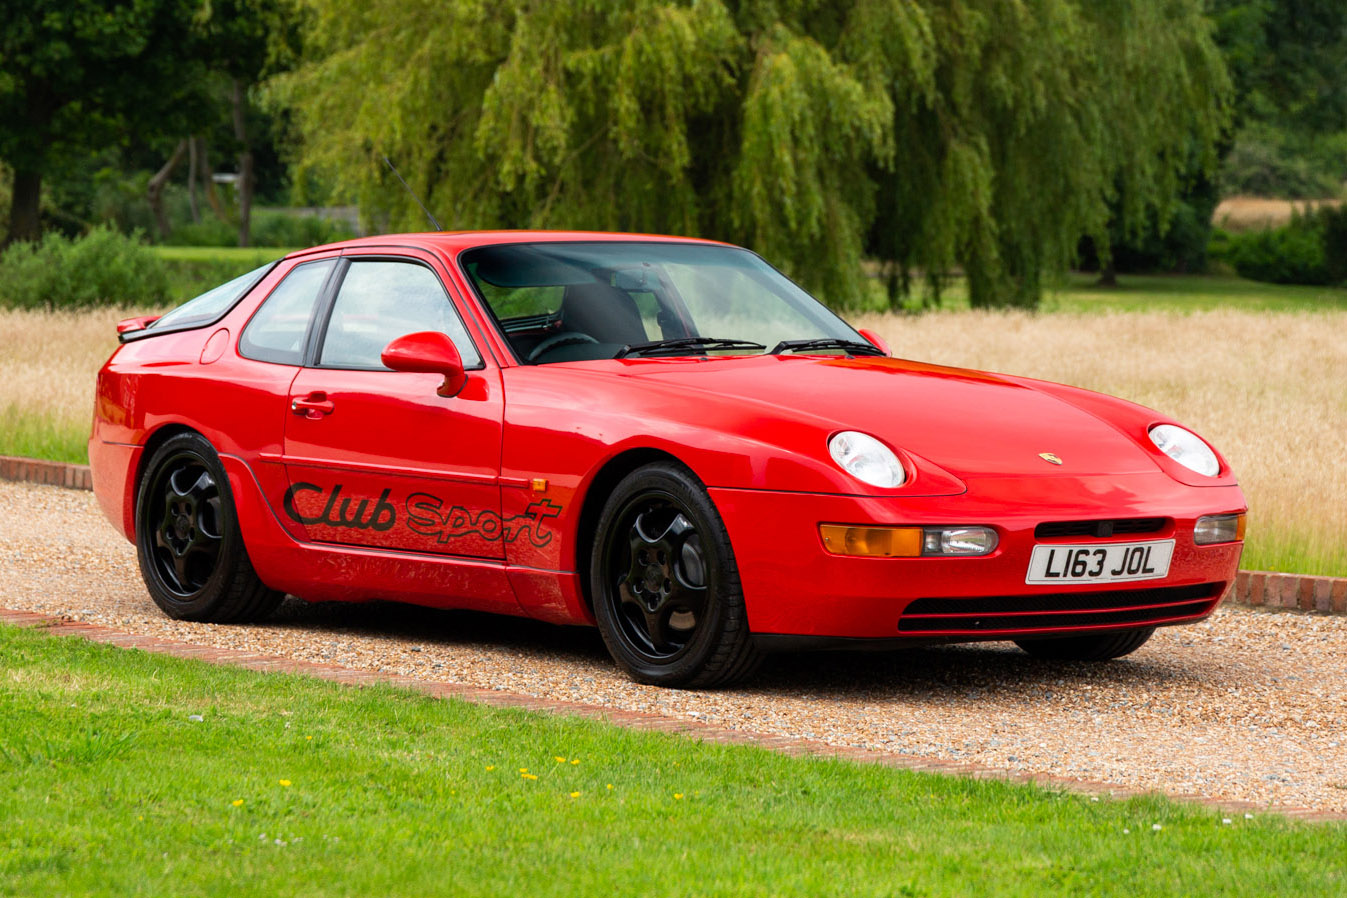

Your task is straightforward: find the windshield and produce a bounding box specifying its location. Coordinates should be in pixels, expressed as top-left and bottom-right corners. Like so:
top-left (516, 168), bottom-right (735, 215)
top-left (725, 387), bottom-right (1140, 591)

top-left (459, 242), bottom-right (864, 364)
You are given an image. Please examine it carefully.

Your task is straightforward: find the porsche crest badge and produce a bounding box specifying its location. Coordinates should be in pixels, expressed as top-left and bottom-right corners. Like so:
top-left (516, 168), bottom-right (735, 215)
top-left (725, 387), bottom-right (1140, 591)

top-left (1038, 452), bottom-right (1064, 465)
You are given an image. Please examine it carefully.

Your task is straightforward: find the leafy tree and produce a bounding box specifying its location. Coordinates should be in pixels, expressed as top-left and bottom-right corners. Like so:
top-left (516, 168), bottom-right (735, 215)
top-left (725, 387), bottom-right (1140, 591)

top-left (196, 0), bottom-right (304, 245)
top-left (273, 0), bottom-right (1228, 308)
top-left (0, 0), bottom-right (210, 245)
top-left (1209, 0), bottom-right (1347, 198)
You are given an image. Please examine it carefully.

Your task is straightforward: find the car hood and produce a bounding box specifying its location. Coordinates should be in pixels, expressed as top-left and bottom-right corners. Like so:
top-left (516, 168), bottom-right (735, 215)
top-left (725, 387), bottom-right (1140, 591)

top-left (611, 354), bottom-right (1161, 479)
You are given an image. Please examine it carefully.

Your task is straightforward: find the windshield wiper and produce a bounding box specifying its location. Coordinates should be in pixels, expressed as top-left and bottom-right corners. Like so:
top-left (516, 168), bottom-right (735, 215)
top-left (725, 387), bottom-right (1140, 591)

top-left (617, 337), bottom-right (767, 358)
top-left (769, 338), bottom-right (885, 357)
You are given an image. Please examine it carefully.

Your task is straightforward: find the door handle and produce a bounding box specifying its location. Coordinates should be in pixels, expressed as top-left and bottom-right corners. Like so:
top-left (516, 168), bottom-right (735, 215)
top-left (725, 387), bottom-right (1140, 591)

top-left (291, 392), bottom-right (335, 418)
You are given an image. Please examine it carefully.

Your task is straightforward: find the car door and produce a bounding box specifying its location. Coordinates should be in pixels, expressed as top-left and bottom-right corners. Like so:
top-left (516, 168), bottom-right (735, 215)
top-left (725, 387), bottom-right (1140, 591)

top-left (280, 252), bottom-right (507, 560)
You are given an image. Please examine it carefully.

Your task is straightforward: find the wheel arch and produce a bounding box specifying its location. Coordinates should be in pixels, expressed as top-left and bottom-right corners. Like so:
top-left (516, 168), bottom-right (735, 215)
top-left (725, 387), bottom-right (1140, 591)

top-left (574, 446), bottom-right (693, 612)
top-left (133, 424), bottom-right (203, 506)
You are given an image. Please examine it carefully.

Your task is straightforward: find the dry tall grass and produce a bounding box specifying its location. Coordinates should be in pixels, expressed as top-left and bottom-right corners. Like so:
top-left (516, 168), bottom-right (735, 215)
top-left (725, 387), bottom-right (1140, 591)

top-left (1, 307), bottom-right (1343, 574)
top-left (1214, 196), bottom-right (1342, 232)
top-left (0, 307), bottom-right (126, 462)
top-left (854, 308), bottom-right (1347, 575)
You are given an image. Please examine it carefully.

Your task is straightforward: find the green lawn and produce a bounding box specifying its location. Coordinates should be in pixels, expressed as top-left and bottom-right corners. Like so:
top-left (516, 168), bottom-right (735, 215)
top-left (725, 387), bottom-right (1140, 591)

top-left (150, 245), bottom-right (294, 303)
top-left (0, 406), bottom-right (86, 465)
top-left (151, 245), bottom-right (300, 264)
top-left (1, 623), bottom-right (1342, 897)
top-left (875, 272), bottom-right (1347, 313)
top-left (1046, 272), bottom-right (1347, 313)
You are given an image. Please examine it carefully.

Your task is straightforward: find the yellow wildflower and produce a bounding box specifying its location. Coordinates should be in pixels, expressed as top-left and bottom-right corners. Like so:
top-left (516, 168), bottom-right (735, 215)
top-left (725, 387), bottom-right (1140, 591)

top-left (570, 759), bottom-right (580, 765)
top-left (231, 799), bottom-right (244, 807)
top-left (279, 780), bottom-right (292, 787)
top-left (674, 793), bottom-right (684, 800)
top-left (522, 773), bottom-right (538, 780)
top-left (606, 784), bottom-right (614, 790)
top-left (569, 791), bottom-right (581, 798)
top-left (554, 756), bottom-right (566, 763)
top-left (486, 765), bottom-right (496, 771)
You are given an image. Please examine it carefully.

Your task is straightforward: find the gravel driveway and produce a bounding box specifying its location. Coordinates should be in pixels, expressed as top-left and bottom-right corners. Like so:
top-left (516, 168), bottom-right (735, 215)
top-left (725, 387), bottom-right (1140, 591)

top-left (3, 479), bottom-right (1344, 813)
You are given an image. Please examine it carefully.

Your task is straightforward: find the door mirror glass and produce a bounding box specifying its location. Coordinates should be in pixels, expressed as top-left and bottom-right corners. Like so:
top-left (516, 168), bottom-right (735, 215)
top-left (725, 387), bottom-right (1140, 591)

top-left (381, 331), bottom-right (467, 397)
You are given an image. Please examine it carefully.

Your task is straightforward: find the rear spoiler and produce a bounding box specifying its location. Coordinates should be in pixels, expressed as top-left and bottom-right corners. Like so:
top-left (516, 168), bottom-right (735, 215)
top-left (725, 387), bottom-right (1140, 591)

top-left (116, 315), bottom-right (162, 342)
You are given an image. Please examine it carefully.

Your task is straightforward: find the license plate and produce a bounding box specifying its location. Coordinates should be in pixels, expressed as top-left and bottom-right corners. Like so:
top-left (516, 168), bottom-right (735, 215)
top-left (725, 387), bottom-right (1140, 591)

top-left (1025, 540), bottom-right (1174, 585)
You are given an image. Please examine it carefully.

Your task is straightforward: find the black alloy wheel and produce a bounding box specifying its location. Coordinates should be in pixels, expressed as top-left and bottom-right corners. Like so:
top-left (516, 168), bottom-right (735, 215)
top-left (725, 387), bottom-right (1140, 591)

top-left (146, 452), bottom-right (223, 595)
top-left (591, 462), bottom-right (760, 688)
top-left (135, 432), bottom-right (282, 622)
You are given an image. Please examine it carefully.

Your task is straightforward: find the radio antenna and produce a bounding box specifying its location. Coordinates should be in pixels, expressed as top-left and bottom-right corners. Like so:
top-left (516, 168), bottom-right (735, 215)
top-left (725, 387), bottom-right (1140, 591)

top-left (382, 155), bottom-right (443, 232)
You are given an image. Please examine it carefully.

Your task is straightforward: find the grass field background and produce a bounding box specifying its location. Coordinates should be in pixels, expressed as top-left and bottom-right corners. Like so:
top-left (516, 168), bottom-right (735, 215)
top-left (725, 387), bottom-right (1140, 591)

top-left (3, 623), bottom-right (1342, 897)
top-left (1, 273), bottom-right (1344, 576)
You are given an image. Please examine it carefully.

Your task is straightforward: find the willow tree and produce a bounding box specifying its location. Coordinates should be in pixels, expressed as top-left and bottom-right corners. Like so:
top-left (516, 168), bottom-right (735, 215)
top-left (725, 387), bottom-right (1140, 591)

top-left (272, 0), bottom-right (1228, 308)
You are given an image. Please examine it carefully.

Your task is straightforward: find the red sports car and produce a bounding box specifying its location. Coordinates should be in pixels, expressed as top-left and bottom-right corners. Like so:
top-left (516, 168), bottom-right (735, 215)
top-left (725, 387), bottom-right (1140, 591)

top-left (91, 232), bottom-right (1246, 686)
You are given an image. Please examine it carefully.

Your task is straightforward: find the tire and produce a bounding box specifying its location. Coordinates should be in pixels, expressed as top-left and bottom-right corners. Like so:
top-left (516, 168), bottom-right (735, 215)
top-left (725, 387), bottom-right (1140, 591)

top-left (590, 462), bottom-right (761, 688)
top-left (134, 432), bottom-right (282, 623)
top-left (1013, 627), bottom-right (1155, 661)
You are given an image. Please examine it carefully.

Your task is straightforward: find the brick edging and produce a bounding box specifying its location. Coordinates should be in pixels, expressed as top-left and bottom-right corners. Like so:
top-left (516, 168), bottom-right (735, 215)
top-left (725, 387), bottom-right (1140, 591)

top-left (0, 607), bottom-right (1339, 823)
top-left (1, 455), bottom-right (1343, 615)
top-left (0, 454), bottom-right (92, 491)
top-left (1232, 570), bottom-right (1347, 614)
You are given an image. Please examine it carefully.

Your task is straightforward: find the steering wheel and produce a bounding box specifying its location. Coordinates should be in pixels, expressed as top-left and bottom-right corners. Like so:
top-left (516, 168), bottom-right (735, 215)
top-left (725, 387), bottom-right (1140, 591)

top-left (527, 331), bottom-right (600, 361)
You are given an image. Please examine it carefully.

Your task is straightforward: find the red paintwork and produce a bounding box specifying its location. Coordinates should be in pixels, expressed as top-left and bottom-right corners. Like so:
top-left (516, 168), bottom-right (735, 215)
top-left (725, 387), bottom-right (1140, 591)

top-left (857, 328), bottom-right (890, 356)
top-left (89, 231), bottom-right (1246, 643)
top-left (116, 314), bottom-right (161, 335)
top-left (381, 330), bottom-right (468, 398)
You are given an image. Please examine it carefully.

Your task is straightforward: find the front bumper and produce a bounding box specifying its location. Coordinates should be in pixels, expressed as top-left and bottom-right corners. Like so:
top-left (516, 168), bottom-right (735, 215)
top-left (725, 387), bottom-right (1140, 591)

top-left (710, 473), bottom-right (1245, 640)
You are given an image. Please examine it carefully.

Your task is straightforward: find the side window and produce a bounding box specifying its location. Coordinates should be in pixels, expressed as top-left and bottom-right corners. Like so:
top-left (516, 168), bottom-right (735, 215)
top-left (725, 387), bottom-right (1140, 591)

top-left (239, 259), bottom-right (335, 365)
top-left (318, 260), bottom-right (482, 370)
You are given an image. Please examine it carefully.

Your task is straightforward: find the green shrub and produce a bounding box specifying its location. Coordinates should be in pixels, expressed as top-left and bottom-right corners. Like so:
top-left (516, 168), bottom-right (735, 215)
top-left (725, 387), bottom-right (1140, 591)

top-left (1208, 211), bottom-right (1338, 286)
top-left (162, 217), bottom-right (238, 248)
top-left (1321, 206), bottom-right (1347, 286)
top-left (1222, 124), bottom-right (1347, 199)
top-left (0, 226), bottom-right (171, 310)
top-left (250, 210), bottom-right (355, 248)
top-left (162, 209), bottom-right (354, 249)
top-left (161, 255), bottom-right (277, 302)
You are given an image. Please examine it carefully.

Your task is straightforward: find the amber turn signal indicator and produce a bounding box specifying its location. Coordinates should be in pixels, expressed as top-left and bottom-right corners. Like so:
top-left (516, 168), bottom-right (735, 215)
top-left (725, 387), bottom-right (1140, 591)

top-left (819, 525), bottom-right (924, 557)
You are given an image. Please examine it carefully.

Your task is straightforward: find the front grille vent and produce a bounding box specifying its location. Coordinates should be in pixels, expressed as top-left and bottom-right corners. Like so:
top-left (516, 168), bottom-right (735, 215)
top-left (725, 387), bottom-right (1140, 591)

top-left (897, 582), bottom-right (1223, 634)
top-left (1034, 517), bottom-right (1167, 540)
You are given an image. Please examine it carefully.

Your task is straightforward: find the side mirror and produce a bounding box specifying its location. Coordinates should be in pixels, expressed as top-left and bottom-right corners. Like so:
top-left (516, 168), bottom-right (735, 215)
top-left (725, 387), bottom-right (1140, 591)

top-left (381, 331), bottom-right (468, 398)
top-left (857, 328), bottom-right (891, 357)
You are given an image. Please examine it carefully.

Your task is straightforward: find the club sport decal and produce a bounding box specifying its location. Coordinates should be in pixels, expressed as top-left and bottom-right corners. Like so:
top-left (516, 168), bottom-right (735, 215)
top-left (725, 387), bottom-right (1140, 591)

top-left (282, 481), bottom-right (562, 547)
top-left (407, 492), bottom-right (561, 547)
top-left (284, 483), bottom-right (397, 532)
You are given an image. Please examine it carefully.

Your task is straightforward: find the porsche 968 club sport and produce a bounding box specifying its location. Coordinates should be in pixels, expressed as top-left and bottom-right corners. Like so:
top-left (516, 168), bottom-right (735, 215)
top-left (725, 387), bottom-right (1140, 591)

top-left (91, 232), bottom-right (1246, 686)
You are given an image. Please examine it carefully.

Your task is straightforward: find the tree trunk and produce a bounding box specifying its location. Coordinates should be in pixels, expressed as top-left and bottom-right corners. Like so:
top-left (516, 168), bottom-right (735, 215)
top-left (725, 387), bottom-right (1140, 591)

top-left (4, 169), bottom-right (43, 246)
top-left (1096, 259), bottom-right (1118, 287)
top-left (147, 140), bottom-right (189, 241)
top-left (195, 137), bottom-right (226, 221)
top-left (187, 137), bottom-right (200, 224)
top-left (231, 79), bottom-right (255, 248)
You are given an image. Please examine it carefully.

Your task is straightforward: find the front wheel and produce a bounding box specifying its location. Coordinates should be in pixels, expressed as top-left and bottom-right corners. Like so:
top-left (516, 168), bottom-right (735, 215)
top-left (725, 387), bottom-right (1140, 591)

top-left (1014, 627), bottom-right (1155, 661)
top-left (134, 432), bottom-right (282, 623)
top-left (590, 462), bottom-right (761, 688)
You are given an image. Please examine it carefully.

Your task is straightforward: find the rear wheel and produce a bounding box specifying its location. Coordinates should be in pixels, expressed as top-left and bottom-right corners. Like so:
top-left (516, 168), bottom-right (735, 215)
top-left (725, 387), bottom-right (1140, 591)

top-left (135, 432), bottom-right (282, 622)
top-left (1014, 627), bottom-right (1155, 661)
top-left (590, 462), bottom-right (760, 688)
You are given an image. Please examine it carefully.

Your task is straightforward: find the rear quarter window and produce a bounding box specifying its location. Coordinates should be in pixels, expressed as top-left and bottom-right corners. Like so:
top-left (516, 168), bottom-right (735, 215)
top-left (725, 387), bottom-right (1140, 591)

top-left (138, 261), bottom-right (276, 335)
top-left (239, 259), bottom-right (337, 365)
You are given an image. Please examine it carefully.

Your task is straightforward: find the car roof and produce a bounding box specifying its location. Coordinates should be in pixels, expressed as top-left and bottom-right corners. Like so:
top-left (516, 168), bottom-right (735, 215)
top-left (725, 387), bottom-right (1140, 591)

top-left (283, 230), bottom-right (733, 261)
